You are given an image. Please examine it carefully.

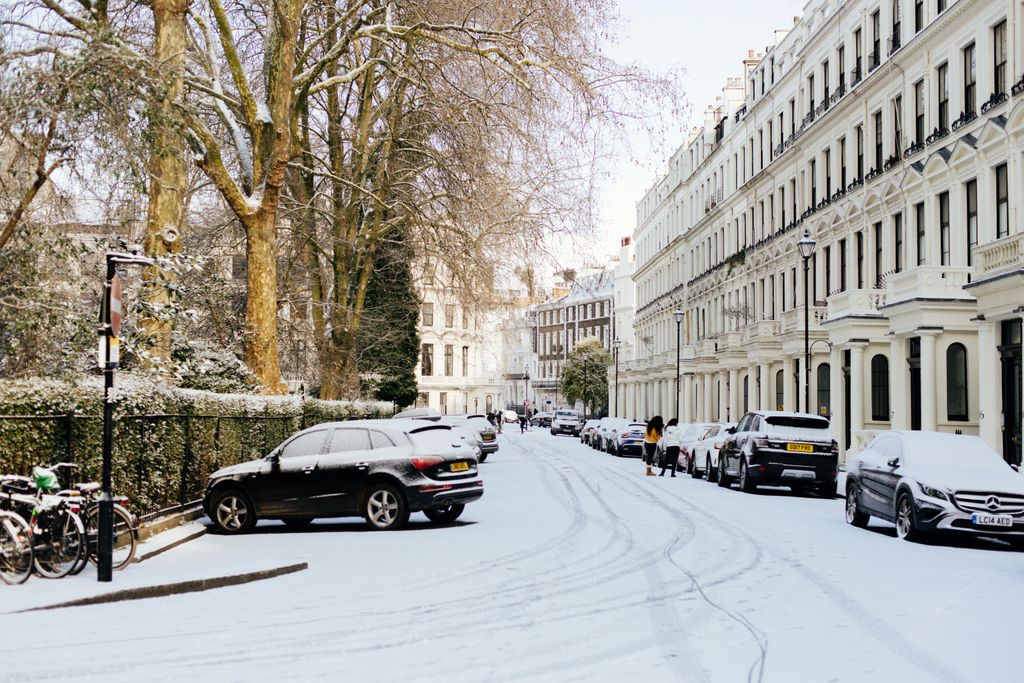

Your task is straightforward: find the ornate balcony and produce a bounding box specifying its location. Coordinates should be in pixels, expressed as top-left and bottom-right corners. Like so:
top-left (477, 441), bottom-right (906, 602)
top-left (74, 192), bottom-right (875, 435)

top-left (980, 92), bottom-right (1008, 114)
top-left (780, 306), bottom-right (828, 334)
top-left (884, 265), bottom-right (973, 306)
top-left (951, 110), bottom-right (977, 131)
top-left (743, 319), bottom-right (782, 344)
top-left (926, 127), bottom-right (949, 145)
top-left (904, 141), bottom-right (924, 158)
top-left (974, 232), bottom-right (1024, 278)
top-left (826, 289), bottom-right (887, 320)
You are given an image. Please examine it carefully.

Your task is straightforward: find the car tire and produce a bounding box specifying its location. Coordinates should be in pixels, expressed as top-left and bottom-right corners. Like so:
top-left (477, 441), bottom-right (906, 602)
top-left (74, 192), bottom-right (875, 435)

top-left (209, 488), bottom-right (257, 535)
top-left (690, 457), bottom-right (702, 479)
top-left (615, 445), bottom-right (623, 457)
top-left (895, 492), bottom-right (921, 542)
top-left (739, 458), bottom-right (757, 493)
top-left (550, 429), bottom-right (556, 436)
top-left (818, 480), bottom-right (838, 499)
top-left (717, 458), bottom-right (731, 487)
top-left (479, 453), bottom-right (488, 463)
top-left (686, 457), bottom-right (694, 475)
top-left (363, 483), bottom-right (409, 531)
top-left (845, 484), bottom-right (869, 528)
top-left (282, 517), bottom-right (314, 529)
top-left (423, 503), bottom-right (465, 524)
top-left (706, 456), bottom-right (718, 482)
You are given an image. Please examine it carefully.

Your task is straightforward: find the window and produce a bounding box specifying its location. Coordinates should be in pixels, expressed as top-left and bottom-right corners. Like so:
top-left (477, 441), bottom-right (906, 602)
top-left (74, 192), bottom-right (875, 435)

top-left (461, 346), bottom-right (469, 376)
top-left (854, 28), bottom-right (863, 80)
top-left (856, 125), bottom-right (864, 180)
top-left (808, 74), bottom-right (815, 112)
top-left (421, 303), bottom-right (434, 326)
top-left (994, 21), bottom-right (1007, 95)
top-left (874, 222), bottom-right (883, 287)
top-left (914, 0), bottom-right (923, 33)
top-left (997, 163), bottom-right (1009, 238)
top-left (420, 344), bottom-right (433, 376)
top-left (937, 63), bottom-right (949, 130)
top-left (839, 138), bottom-right (847, 188)
top-left (439, 391), bottom-right (448, 414)
top-left (937, 0), bottom-right (947, 13)
top-left (916, 202), bottom-right (926, 265)
top-left (871, 11), bottom-right (881, 67)
top-left (874, 110), bottom-right (883, 170)
top-left (894, 212), bottom-right (904, 273)
top-left (810, 159), bottom-right (817, 206)
top-left (939, 191), bottom-right (950, 265)
top-left (462, 309), bottom-right (469, 329)
top-left (963, 43), bottom-right (976, 114)
top-left (824, 245), bottom-right (832, 294)
top-left (825, 149), bottom-right (832, 197)
top-left (893, 95), bottom-right (903, 154)
top-left (817, 363), bottom-right (831, 417)
top-left (891, 0), bottom-right (901, 48)
top-left (966, 179), bottom-right (978, 266)
top-left (328, 428), bottom-right (371, 453)
top-left (775, 369), bottom-right (784, 410)
top-left (946, 343), bottom-right (968, 421)
top-left (914, 80), bottom-right (925, 144)
top-left (871, 355), bottom-right (890, 421)
top-left (443, 344), bottom-right (454, 376)
top-left (839, 239), bottom-right (848, 291)
top-left (444, 304), bottom-right (455, 328)
top-left (856, 231), bottom-right (864, 288)
top-left (369, 431), bottom-right (396, 448)
top-left (838, 46), bottom-right (846, 89)
top-left (823, 60), bottom-right (830, 102)
top-left (281, 430), bottom-right (327, 459)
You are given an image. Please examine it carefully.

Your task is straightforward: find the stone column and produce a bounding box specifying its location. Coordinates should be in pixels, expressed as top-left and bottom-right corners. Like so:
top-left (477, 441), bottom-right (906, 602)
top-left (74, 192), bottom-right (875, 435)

top-left (747, 363), bottom-right (758, 413)
top-left (890, 336), bottom-right (907, 429)
top-left (849, 343), bottom-right (866, 443)
top-left (682, 373), bottom-right (694, 423)
top-left (703, 372), bottom-right (713, 422)
top-left (920, 331), bottom-right (938, 431)
top-left (978, 321), bottom-right (1000, 450)
top-left (728, 368), bottom-right (740, 422)
top-left (717, 371), bottom-right (727, 421)
top-left (759, 362), bottom-right (770, 411)
top-left (783, 357), bottom-right (794, 411)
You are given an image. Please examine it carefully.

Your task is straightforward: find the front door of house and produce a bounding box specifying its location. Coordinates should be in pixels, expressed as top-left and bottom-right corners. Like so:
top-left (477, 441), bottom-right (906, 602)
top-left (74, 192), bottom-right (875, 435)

top-left (1000, 321), bottom-right (1022, 466)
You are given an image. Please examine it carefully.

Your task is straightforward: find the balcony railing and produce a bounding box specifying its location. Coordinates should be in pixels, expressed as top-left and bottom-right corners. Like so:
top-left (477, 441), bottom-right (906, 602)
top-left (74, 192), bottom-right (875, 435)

top-left (826, 289), bottom-right (887, 320)
top-left (925, 127), bottom-right (949, 145)
top-left (780, 306), bottom-right (828, 334)
top-left (980, 91), bottom-right (1008, 114)
top-left (743, 319), bottom-right (782, 343)
top-left (951, 110), bottom-right (977, 131)
top-left (718, 331), bottom-right (745, 351)
top-left (974, 232), bottom-right (1024, 277)
top-left (868, 50), bottom-right (880, 71)
top-left (885, 265), bottom-right (973, 305)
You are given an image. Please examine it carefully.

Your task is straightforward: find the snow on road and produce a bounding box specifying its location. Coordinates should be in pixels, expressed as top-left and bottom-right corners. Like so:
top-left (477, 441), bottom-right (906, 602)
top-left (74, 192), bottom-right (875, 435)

top-left (3, 429), bottom-right (1023, 682)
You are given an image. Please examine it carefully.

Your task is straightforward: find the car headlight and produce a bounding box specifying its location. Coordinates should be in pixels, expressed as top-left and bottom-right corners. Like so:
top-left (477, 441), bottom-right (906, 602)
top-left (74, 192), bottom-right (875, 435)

top-left (918, 483), bottom-right (948, 501)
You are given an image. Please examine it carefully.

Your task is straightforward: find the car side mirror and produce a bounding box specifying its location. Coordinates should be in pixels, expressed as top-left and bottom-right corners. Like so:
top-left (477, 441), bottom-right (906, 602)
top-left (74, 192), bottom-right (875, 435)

top-left (726, 427), bottom-right (736, 434)
top-left (887, 457), bottom-right (900, 468)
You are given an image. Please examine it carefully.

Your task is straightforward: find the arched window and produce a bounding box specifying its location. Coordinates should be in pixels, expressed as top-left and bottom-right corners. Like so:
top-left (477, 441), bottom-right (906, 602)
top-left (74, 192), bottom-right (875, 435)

top-left (946, 343), bottom-right (968, 421)
top-left (871, 354), bottom-right (890, 421)
top-left (817, 363), bottom-right (831, 417)
top-left (775, 369), bottom-right (784, 410)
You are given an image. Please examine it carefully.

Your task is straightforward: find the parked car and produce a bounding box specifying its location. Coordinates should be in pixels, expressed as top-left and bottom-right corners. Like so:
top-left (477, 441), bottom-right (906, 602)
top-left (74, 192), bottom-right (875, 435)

top-left (580, 419), bottom-right (601, 445)
top-left (530, 412), bottom-right (553, 428)
top-left (676, 422), bottom-right (711, 473)
top-left (591, 417), bottom-right (616, 450)
top-left (502, 410), bottom-right (519, 424)
top-left (444, 414), bottom-right (497, 461)
top-left (845, 431), bottom-right (1024, 545)
top-left (203, 420), bottom-right (483, 533)
top-left (611, 422), bottom-right (647, 457)
top-left (600, 418), bottom-right (631, 453)
top-left (690, 423), bottom-right (735, 480)
top-left (550, 409), bottom-right (582, 437)
top-left (718, 411), bottom-right (838, 496)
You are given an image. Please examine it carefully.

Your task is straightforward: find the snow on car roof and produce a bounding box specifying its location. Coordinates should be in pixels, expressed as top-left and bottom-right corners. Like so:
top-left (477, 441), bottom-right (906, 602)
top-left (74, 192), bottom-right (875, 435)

top-left (886, 430), bottom-right (995, 460)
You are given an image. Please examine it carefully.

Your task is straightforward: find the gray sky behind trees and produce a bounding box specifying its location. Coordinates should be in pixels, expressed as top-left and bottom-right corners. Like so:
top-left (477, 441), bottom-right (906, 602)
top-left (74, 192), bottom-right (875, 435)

top-left (594, 0), bottom-right (804, 256)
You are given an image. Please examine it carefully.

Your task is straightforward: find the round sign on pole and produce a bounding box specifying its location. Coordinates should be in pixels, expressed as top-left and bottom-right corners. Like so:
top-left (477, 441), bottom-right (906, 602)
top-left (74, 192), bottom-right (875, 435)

top-left (109, 275), bottom-right (122, 338)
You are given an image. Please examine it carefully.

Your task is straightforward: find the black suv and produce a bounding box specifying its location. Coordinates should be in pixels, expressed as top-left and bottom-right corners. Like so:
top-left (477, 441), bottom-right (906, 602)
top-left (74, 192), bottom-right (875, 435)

top-left (717, 411), bottom-right (838, 497)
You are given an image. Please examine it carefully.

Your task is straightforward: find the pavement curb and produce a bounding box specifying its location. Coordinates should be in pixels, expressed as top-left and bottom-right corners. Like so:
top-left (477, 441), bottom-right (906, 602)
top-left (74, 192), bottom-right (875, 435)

top-left (17, 562), bottom-right (308, 613)
top-left (134, 526), bottom-right (207, 563)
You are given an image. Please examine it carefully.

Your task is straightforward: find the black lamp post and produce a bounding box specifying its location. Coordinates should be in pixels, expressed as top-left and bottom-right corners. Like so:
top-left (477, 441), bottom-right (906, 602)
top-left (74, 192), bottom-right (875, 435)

top-left (797, 228), bottom-right (817, 415)
top-left (582, 351), bottom-right (590, 421)
top-left (613, 338), bottom-right (622, 417)
top-left (673, 309), bottom-right (684, 423)
top-left (524, 362), bottom-right (530, 413)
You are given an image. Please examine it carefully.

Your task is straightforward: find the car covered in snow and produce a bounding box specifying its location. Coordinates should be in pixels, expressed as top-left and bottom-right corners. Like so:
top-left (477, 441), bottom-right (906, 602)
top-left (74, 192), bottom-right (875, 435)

top-left (690, 423), bottom-right (735, 480)
top-left (845, 431), bottom-right (1024, 545)
top-left (580, 419), bottom-right (601, 444)
top-left (550, 409), bottom-right (582, 437)
top-left (676, 422), bottom-right (712, 473)
top-left (611, 422), bottom-right (647, 457)
top-left (203, 420), bottom-right (483, 534)
top-left (718, 411), bottom-right (838, 497)
top-left (595, 417), bottom-right (629, 452)
top-left (530, 411), bottom-right (553, 428)
top-left (443, 414), bottom-right (497, 461)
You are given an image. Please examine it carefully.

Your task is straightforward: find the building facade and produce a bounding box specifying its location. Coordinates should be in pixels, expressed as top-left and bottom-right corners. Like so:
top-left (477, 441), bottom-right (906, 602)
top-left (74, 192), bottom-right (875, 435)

top-left (616, 0), bottom-right (1024, 466)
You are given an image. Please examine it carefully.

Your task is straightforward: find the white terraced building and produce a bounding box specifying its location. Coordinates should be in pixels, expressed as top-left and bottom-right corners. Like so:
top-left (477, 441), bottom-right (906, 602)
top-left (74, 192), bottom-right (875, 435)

top-left (615, 0), bottom-right (1024, 466)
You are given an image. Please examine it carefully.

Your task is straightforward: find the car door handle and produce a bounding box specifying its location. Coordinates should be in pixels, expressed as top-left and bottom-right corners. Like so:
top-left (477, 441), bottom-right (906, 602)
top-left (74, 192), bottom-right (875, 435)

top-left (355, 462), bottom-right (369, 469)
top-left (301, 466), bottom-right (316, 473)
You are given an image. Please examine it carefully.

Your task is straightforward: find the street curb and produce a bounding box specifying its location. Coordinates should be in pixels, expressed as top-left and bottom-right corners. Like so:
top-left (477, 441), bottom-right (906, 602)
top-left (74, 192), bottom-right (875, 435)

top-left (17, 562), bottom-right (308, 613)
top-left (134, 526), bottom-right (207, 563)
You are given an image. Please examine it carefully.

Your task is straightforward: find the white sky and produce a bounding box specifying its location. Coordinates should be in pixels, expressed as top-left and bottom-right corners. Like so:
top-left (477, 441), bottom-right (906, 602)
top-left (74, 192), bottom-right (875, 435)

top-left (591, 0), bottom-right (807, 259)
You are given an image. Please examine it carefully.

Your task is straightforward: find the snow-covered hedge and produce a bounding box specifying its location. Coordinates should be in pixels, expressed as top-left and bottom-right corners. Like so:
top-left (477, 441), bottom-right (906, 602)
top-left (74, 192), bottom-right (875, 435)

top-left (0, 377), bottom-right (393, 513)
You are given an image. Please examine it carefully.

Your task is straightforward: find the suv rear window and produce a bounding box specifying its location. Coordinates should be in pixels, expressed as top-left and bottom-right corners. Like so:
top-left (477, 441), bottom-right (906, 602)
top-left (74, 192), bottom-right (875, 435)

top-left (764, 416), bottom-right (830, 430)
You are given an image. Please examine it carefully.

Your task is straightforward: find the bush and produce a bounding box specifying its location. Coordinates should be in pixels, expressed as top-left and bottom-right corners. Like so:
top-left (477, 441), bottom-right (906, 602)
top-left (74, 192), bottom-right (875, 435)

top-left (0, 376), bottom-right (393, 513)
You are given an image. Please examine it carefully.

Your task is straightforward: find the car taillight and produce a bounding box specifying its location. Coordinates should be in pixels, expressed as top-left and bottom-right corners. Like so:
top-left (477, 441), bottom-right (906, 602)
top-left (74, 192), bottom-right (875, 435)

top-left (713, 442), bottom-right (722, 449)
top-left (753, 438), bottom-right (768, 448)
top-left (622, 431), bottom-right (630, 437)
top-left (411, 456), bottom-right (444, 471)
top-left (831, 440), bottom-right (839, 454)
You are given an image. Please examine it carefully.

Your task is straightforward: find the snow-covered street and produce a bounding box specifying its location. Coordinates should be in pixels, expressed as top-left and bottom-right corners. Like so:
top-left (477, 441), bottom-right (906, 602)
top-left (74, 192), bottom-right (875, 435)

top-left (4, 429), bottom-right (1024, 682)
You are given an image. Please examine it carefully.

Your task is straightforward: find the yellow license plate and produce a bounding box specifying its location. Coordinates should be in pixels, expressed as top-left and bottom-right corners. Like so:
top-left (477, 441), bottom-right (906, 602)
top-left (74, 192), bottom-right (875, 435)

top-left (786, 443), bottom-right (814, 453)
top-left (451, 462), bottom-right (469, 472)
top-left (483, 434), bottom-right (494, 441)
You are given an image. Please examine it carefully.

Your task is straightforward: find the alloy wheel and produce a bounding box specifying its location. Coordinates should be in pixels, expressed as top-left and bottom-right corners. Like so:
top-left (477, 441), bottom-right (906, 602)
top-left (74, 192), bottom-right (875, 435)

top-left (368, 489), bottom-right (400, 527)
top-left (896, 496), bottom-right (915, 540)
top-left (216, 494), bottom-right (249, 532)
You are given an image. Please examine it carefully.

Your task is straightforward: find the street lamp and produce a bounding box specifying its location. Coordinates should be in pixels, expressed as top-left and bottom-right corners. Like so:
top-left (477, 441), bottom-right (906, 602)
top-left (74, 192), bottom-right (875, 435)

top-left (613, 338), bottom-right (622, 417)
top-left (797, 228), bottom-right (818, 415)
top-left (582, 351), bottom-right (590, 421)
top-left (524, 362), bottom-right (530, 414)
top-left (673, 309), bottom-right (685, 423)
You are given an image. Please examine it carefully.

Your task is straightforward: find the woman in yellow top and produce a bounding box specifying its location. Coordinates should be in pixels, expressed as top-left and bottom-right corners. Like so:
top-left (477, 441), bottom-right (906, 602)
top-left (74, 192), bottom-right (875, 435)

top-left (643, 415), bottom-right (664, 477)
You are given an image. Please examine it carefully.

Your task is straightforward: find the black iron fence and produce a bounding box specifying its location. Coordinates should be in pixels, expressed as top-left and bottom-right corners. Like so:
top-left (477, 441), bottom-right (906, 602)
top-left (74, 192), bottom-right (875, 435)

top-left (0, 412), bottom-right (326, 514)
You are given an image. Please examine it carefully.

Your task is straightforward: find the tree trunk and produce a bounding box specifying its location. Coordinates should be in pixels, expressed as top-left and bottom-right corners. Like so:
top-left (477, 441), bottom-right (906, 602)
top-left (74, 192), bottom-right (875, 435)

top-left (141, 0), bottom-right (189, 367)
top-left (318, 334), bottom-right (360, 400)
top-left (243, 209), bottom-right (285, 393)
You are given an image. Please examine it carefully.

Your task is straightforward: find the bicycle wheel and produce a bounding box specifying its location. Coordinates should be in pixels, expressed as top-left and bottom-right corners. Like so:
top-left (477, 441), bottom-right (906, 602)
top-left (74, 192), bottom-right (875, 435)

top-left (0, 512), bottom-right (33, 585)
top-left (86, 504), bottom-right (138, 570)
top-left (33, 507), bottom-right (85, 579)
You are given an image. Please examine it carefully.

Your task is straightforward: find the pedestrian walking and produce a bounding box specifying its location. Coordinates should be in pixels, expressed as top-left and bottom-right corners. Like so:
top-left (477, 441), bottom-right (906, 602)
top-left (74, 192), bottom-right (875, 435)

top-left (659, 418), bottom-right (682, 477)
top-left (643, 415), bottom-right (664, 477)
top-left (519, 414), bottom-right (528, 434)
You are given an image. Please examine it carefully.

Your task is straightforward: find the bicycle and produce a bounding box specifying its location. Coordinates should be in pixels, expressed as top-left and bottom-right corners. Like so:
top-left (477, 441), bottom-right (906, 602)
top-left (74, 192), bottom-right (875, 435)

top-left (0, 510), bottom-right (33, 585)
top-left (0, 466), bottom-right (85, 579)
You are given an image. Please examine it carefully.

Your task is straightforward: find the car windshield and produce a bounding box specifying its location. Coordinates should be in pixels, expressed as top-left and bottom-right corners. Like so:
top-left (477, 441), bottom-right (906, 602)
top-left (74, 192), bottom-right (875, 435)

top-left (765, 415), bottom-right (830, 430)
top-left (556, 411), bottom-right (578, 419)
top-left (466, 417), bottom-right (491, 432)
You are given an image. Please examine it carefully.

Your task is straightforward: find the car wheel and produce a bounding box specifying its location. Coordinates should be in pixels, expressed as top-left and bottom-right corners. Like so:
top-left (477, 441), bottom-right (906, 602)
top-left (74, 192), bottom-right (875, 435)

top-left (717, 457), bottom-right (731, 487)
top-left (706, 456), bottom-right (718, 482)
top-left (739, 459), bottom-right (757, 493)
top-left (363, 484), bottom-right (409, 531)
top-left (686, 457), bottom-right (694, 475)
top-left (615, 445), bottom-right (623, 457)
top-left (895, 492), bottom-right (921, 542)
top-left (690, 457), bottom-right (702, 479)
top-left (282, 517), bottom-right (314, 529)
top-left (423, 503), bottom-right (465, 524)
top-left (479, 453), bottom-right (488, 463)
top-left (550, 430), bottom-right (556, 436)
top-left (845, 484), bottom-right (869, 528)
top-left (818, 480), bottom-right (838, 499)
top-left (209, 489), bottom-right (257, 534)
